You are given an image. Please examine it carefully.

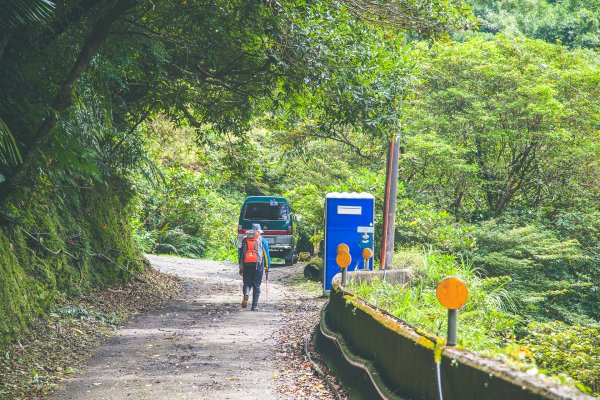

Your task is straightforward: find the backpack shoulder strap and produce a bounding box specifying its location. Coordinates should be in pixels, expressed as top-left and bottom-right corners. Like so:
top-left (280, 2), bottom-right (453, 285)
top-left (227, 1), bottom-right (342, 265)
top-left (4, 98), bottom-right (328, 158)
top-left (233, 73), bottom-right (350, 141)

top-left (262, 240), bottom-right (270, 271)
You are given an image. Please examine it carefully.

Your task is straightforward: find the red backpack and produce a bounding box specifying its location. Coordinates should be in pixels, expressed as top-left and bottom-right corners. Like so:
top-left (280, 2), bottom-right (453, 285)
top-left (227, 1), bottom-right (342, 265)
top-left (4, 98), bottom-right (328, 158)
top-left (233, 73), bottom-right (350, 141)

top-left (243, 232), bottom-right (264, 267)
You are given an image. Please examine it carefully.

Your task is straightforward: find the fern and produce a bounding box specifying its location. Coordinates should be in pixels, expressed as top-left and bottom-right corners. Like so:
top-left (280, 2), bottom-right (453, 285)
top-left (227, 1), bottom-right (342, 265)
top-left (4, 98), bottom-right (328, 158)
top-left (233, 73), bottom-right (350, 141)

top-left (0, 118), bottom-right (22, 167)
top-left (0, 0), bottom-right (55, 28)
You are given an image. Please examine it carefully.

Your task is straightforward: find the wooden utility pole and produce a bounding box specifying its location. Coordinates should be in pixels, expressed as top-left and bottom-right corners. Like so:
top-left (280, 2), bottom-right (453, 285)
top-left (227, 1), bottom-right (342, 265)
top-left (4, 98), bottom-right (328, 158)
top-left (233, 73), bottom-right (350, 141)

top-left (380, 136), bottom-right (399, 269)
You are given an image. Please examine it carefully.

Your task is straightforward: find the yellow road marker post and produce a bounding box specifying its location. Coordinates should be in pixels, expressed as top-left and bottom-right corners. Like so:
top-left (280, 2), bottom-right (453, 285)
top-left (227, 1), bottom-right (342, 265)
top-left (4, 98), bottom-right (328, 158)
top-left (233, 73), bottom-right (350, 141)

top-left (436, 277), bottom-right (468, 346)
top-left (337, 243), bottom-right (350, 254)
top-left (361, 247), bottom-right (373, 270)
top-left (336, 244), bottom-right (351, 286)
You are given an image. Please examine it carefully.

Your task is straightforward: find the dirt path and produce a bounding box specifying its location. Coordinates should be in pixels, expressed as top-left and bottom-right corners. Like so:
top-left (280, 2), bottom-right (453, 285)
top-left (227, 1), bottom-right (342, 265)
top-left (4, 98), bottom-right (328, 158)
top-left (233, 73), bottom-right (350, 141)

top-left (49, 255), bottom-right (335, 400)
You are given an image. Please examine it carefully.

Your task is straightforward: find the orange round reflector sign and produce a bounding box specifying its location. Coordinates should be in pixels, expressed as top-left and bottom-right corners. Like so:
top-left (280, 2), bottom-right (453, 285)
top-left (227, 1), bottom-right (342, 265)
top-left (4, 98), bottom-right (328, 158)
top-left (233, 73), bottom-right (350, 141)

top-left (436, 277), bottom-right (468, 310)
top-left (362, 247), bottom-right (373, 260)
top-left (337, 243), bottom-right (350, 254)
top-left (336, 250), bottom-right (352, 269)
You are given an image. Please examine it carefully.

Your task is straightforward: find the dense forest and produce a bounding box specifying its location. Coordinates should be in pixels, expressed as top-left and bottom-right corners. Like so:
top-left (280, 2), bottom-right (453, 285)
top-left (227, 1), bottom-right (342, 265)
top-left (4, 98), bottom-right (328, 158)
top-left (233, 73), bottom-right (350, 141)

top-left (0, 0), bottom-right (598, 396)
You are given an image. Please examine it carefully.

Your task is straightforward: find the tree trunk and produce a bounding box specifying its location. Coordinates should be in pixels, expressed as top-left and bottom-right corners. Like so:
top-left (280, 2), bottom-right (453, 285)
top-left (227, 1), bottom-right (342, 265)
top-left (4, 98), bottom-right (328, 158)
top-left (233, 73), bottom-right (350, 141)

top-left (380, 136), bottom-right (399, 269)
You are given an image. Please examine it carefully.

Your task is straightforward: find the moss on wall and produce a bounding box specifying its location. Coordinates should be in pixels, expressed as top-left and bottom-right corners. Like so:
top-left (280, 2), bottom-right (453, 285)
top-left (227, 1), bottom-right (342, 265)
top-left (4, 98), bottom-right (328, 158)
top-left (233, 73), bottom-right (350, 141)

top-left (0, 178), bottom-right (143, 350)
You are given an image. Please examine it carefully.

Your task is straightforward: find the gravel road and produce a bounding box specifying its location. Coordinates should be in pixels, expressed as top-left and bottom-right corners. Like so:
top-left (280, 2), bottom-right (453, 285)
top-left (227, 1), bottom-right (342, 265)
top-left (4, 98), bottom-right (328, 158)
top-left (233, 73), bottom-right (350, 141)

top-left (49, 255), bottom-right (341, 400)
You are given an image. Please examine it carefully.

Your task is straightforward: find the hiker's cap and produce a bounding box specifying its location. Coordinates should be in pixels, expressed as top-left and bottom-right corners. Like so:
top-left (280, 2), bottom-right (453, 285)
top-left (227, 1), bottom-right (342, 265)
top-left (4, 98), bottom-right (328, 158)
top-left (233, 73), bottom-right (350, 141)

top-left (252, 223), bottom-right (264, 233)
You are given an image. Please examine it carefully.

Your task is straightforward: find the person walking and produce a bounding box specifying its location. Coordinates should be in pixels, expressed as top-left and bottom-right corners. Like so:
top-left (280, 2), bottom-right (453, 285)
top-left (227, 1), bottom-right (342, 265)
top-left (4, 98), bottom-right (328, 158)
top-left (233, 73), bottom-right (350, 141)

top-left (238, 223), bottom-right (270, 311)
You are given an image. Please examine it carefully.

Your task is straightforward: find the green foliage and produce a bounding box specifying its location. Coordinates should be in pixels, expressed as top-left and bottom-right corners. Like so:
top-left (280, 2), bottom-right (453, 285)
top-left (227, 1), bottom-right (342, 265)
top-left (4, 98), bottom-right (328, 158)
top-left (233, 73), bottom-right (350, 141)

top-left (0, 98), bottom-right (146, 345)
top-left (0, 118), bottom-right (22, 180)
top-left (520, 321), bottom-right (600, 396)
top-left (404, 35), bottom-right (600, 220)
top-left (352, 249), bottom-right (598, 395)
top-left (395, 197), bottom-right (476, 254)
top-left (0, 0), bottom-right (473, 271)
top-left (394, 33), bottom-right (599, 333)
top-left (133, 118), bottom-right (247, 261)
top-left (472, 222), bottom-right (585, 274)
top-left (345, 0), bottom-right (477, 34)
top-left (284, 184), bottom-right (326, 244)
top-left (470, 221), bottom-right (596, 324)
top-left (0, 0), bottom-right (55, 28)
top-left (283, 167), bottom-right (385, 254)
top-left (135, 114), bottom-right (388, 260)
top-left (152, 229), bottom-right (206, 259)
top-left (390, 248), bottom-right (427, 270)
top-left (135, 165), bottom-right (243, 261)
top-left (274, 6), bottom-right (417, 142)
top-left (469, 0), bottom-right (600, 50)
top-left (0, 232), bottom-right (32, 347)
top-left (0, 1), bottom-right (597, 394)
top-left (273, 0), bottom-right (474, 144)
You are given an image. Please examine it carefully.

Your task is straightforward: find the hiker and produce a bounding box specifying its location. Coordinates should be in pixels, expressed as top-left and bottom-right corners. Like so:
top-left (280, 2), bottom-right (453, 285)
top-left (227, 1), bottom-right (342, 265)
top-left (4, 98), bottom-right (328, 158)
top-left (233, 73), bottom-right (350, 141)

top-left (238, 223), bottom-right (270, 311)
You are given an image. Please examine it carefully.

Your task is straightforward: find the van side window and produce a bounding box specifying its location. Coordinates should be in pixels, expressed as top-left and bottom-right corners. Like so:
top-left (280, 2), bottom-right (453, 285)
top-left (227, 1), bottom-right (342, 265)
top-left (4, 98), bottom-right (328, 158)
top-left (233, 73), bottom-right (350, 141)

top-left (244, 202), bottom-right (289, 221)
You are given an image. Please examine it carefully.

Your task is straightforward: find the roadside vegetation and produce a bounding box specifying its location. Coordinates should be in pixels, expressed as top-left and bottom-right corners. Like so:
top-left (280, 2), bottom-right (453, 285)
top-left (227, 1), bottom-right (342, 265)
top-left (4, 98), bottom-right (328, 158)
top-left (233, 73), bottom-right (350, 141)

top-left (350, 250), bottom-right (599, 396)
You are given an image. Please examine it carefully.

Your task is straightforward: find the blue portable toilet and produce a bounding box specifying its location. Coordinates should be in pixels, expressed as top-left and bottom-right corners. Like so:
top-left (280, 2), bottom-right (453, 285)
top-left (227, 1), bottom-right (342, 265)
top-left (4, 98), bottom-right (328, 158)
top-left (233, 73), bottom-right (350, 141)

top-left (323, 192), bottom-right (375, 294)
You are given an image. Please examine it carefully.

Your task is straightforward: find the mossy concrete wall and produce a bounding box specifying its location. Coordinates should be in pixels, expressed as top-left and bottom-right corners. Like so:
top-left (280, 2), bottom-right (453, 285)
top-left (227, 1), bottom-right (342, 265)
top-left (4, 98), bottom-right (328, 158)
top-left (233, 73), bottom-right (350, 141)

top-left (323, 277), bottom-right (593, 400)
top-left (0, 179), bottom-right (143, 350)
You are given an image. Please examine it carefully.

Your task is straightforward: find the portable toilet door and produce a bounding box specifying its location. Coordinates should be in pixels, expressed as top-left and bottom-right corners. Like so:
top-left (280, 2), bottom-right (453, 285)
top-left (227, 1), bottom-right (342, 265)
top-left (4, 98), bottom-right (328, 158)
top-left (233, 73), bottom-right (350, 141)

top-left (323, 192), bottom-right (375, 294)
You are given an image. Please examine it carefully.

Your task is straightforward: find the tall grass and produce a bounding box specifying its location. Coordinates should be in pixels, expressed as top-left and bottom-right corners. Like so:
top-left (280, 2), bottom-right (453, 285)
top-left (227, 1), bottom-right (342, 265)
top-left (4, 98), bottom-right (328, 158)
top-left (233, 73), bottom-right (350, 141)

top-left (350, 249), bottom-right (518, 351)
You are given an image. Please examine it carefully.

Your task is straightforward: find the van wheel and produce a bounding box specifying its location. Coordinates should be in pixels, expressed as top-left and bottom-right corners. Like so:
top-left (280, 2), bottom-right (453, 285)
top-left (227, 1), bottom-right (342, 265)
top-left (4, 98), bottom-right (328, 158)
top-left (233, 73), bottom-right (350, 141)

top-left (284, 251), bottom-right (294, 266)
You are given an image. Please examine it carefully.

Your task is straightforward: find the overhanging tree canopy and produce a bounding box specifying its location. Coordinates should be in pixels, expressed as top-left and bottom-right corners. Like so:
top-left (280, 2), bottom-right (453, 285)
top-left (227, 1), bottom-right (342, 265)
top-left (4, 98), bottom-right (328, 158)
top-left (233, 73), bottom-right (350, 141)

top-left (0, 0), bottom-right (474, 200)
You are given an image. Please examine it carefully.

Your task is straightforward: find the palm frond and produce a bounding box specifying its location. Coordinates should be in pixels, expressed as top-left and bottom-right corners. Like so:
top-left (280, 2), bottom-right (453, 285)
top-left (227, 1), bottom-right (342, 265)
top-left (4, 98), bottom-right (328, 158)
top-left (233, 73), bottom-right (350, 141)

top-left (0, 118), bottom-right (22, 166)
top-left (0, 0), bottom-right (55, 28)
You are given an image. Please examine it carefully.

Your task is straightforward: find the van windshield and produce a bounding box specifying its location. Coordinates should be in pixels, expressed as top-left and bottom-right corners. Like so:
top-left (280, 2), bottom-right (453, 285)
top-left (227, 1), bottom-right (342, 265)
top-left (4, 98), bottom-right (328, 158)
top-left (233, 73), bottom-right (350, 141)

top-left (243, 202), bottom-right (289, 221)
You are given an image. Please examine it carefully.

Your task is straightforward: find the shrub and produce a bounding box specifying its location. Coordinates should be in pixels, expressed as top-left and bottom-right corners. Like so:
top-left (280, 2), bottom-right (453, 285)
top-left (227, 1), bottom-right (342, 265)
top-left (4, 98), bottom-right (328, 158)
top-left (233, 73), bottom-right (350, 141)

top-left (470, 221), bottom-right (595, 324)
top-left (136, 166), bottom-right (244, 261)
top-left (350, 247), bottom-right (598, 396)
top-left (520, 321), bottom-right (599, 396)
top-left (390, 247), bottom-right (426, 270)
top-left (394, 199), bottom-right (476, 254)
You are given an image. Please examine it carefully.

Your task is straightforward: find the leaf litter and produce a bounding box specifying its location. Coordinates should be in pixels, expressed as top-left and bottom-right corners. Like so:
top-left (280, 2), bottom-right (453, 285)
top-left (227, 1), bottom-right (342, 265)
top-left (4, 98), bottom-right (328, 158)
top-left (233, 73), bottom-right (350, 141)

top-left (0, 267), bottom-right (182, 399)
top-left (273, 274), bottom-right (348, 400)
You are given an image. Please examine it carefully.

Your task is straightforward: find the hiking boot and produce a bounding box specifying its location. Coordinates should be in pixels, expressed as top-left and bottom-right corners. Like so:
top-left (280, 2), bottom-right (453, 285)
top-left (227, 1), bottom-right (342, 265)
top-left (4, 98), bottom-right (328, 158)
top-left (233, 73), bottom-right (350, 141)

top-left (252, 292), bottom-right (259, 311)
top-left (251, 306), bottom-right (258, 311)
top-left (242, 295), bottom-right (249, 308)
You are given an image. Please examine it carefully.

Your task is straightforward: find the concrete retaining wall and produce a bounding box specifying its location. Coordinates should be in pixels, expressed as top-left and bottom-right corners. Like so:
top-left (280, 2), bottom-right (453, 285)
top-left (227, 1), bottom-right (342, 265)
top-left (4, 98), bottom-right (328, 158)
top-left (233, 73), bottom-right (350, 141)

top-left (320, 271), bottom-right (592, 400)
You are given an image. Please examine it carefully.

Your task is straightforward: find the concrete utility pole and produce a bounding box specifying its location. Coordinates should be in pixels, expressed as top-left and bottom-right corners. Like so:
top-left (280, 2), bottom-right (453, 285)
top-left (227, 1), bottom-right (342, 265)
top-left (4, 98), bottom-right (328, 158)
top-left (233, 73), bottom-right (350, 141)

top-left (380, 136), bottom-right (399, 269)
